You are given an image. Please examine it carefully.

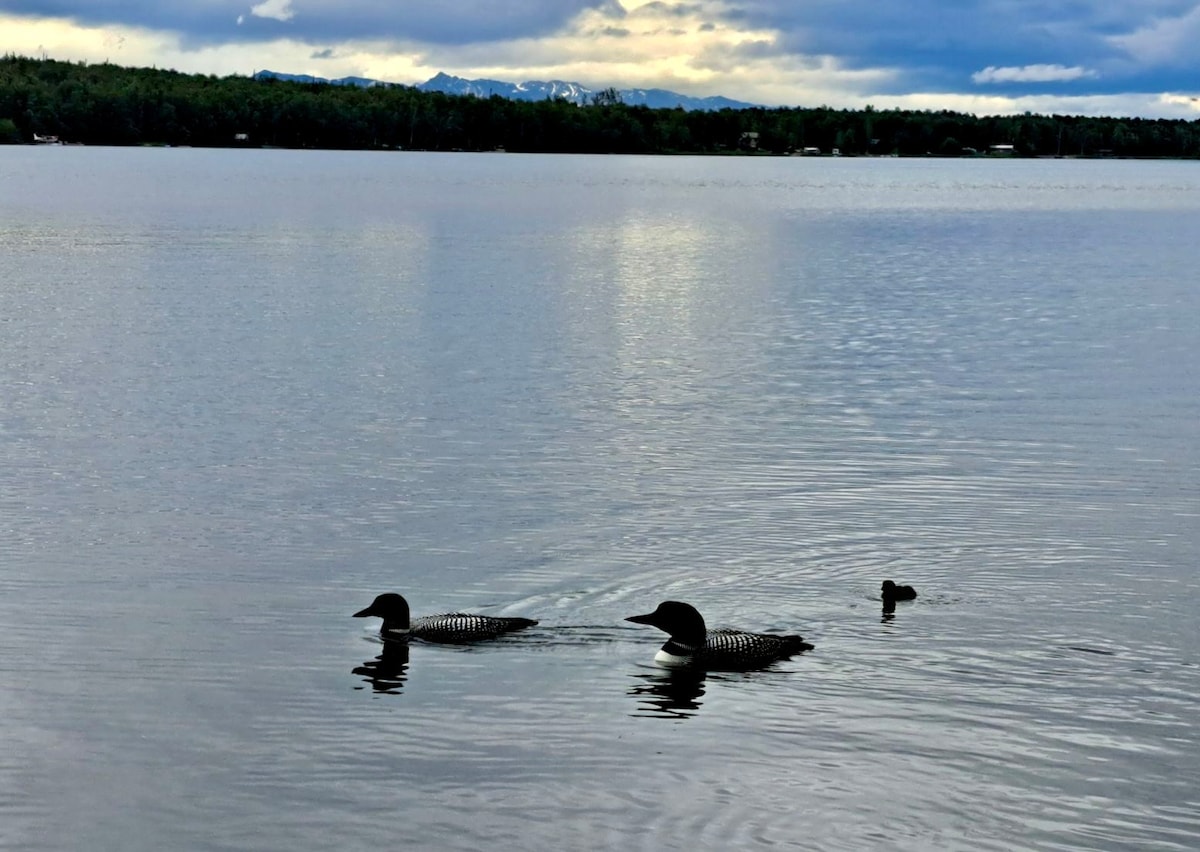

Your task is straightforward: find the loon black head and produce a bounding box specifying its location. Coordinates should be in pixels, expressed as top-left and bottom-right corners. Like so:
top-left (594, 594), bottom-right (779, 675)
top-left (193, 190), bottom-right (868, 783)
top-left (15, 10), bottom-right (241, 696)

top-left (626, 601), bottom-right (707, 648)
top-left (354, 593), bottom-right (412, 635)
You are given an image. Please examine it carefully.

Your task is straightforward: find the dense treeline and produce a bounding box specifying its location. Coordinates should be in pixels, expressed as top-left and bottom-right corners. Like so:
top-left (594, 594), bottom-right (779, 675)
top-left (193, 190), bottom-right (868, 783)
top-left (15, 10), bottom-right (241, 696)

top-left (3, 55), bottom-right (1200, 157)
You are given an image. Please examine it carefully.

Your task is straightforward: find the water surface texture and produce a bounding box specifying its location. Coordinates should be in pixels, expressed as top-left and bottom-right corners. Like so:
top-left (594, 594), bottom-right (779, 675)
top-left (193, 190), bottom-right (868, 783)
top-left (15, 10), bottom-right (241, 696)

top-left (2, 149), bottom-right (1198, 851)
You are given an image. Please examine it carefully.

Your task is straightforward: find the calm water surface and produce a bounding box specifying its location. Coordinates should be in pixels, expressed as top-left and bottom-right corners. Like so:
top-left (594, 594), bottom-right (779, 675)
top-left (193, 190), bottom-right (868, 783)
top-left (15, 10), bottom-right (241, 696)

top-left (1, 149), bottom-right (1198, 851)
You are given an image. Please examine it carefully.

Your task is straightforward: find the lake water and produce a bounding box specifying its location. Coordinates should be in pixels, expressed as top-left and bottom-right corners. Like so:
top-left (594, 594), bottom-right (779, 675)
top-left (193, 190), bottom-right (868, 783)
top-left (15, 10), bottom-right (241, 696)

top-left (1, 148), bottom-right (1198, 851)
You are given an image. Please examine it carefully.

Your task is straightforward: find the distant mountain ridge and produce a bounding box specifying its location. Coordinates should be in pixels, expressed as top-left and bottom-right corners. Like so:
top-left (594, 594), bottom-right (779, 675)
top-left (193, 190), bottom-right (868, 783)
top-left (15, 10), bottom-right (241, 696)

top-left (255, 70), bottom-right (385, 88)
top-left (254, 70), bottom-right (757, 111)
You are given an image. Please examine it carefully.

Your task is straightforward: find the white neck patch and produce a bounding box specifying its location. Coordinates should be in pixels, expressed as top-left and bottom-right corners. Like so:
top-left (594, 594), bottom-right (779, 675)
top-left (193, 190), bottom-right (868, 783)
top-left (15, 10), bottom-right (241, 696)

top-left (654, 648), bottom-right (693, 668)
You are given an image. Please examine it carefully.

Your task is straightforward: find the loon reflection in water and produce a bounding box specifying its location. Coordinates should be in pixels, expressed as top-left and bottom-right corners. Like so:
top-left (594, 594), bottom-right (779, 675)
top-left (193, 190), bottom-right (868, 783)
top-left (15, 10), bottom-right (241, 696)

top-left (628, 670), bottom-right (707, 719)
top-left (352, 641), bottom-right (411, 694)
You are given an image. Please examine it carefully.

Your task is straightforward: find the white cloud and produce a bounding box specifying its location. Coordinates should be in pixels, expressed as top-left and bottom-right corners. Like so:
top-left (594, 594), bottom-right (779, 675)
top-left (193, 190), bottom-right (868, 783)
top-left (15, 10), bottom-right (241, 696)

top-left (972, 64), bottom-right (1097, 84)
top-left (1109, 6), bottom-right (1200, 66)
top-left (881, 90), bottom-right (1200, 120)
top-left (250, 0), bottom-right (296, 23)
top-left (1159, 92), bottom-right (1200, 113)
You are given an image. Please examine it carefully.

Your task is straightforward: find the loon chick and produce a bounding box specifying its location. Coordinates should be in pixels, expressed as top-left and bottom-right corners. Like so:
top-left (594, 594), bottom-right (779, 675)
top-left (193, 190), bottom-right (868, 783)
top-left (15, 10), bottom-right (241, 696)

top-left (626, 600), bottom-right (813, 671)
top-left (881, 580), bottom-right (918, 604)
top-left (353, 593), bottom-right (538, 644)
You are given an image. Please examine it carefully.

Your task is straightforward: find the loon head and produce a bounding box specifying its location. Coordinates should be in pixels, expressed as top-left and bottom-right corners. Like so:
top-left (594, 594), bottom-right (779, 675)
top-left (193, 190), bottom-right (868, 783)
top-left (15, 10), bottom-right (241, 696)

top-left (354, 593), bottom-right (412, 636)
top-left (626, 601), bottom-right (707, 649)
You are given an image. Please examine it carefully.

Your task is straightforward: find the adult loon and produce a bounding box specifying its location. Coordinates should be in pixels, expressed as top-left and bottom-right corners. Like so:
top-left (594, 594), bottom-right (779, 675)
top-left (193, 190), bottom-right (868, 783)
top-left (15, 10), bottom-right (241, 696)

top-left (626, 600), bottom-right (813, 671)
top-left (353, 593), bottom-right (538, 643)
top-left (881, 580), bottom-right (918, 604)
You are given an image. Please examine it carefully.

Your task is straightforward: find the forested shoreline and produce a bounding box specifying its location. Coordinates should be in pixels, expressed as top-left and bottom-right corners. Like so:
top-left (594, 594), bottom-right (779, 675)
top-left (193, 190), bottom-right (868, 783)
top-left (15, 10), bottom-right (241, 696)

top-left (3, 55), bottom-right (1199, 158)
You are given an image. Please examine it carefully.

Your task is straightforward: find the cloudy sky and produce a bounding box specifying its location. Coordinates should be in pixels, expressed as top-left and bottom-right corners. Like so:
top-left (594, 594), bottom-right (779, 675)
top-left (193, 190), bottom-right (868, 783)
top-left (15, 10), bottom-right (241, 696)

top-left (3, 0), bottom-right (1199, 118)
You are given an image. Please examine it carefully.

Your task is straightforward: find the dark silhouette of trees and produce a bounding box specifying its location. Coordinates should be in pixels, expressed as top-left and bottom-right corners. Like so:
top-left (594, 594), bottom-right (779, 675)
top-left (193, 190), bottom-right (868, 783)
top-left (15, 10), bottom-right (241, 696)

top-left (591, 86), bottom-right (623, 107)
top-left (3, 55), bottom-right (1198, 158)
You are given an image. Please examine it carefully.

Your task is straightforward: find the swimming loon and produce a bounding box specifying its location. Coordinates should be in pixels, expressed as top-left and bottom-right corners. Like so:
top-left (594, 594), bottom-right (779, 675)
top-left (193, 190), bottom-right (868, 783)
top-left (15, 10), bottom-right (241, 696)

top-left (626, 600), bottom-right (813, 670)
top-left (881, 580), bottom-right (918, 604)
top-left (353, 593), bottom-right (538, 643)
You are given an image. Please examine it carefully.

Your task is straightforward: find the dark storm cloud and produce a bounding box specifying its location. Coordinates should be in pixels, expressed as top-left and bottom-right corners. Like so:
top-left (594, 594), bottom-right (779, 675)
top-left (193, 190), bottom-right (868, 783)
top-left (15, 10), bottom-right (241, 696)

top-left (4, 0), bottom-right (614, 46)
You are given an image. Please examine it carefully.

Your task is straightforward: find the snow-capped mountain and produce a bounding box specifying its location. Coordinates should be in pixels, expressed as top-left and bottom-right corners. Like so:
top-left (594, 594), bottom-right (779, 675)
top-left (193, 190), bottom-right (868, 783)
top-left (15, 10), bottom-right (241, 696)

top-left (418, 72), bottom-right (756, 110)
top-left (254, 70), bottom-right (757, 111)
